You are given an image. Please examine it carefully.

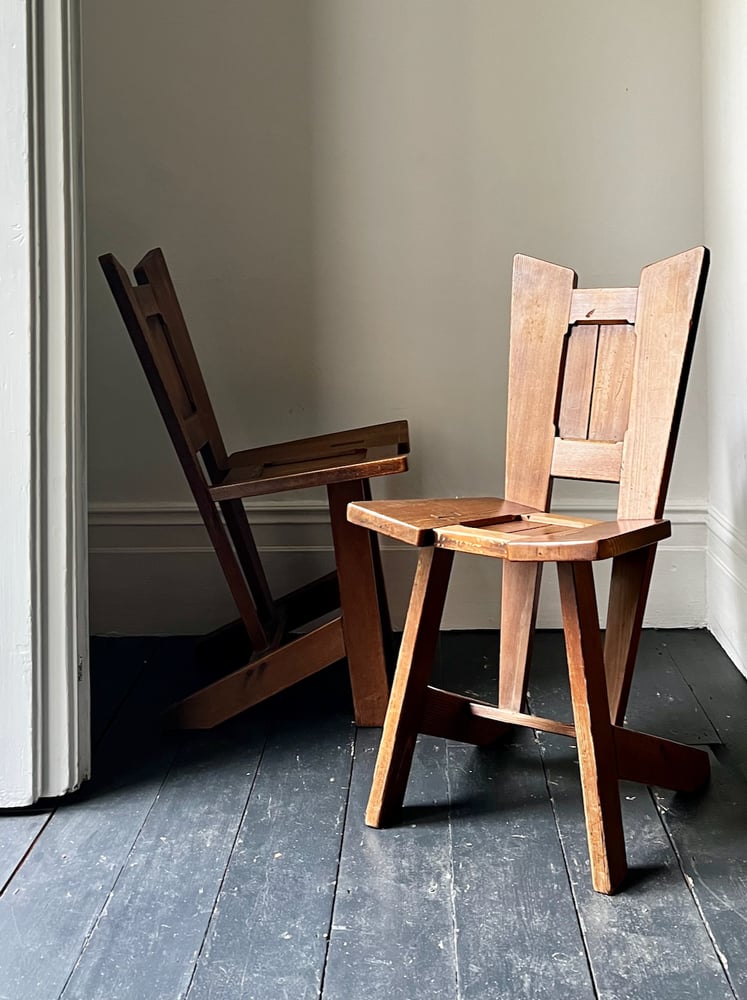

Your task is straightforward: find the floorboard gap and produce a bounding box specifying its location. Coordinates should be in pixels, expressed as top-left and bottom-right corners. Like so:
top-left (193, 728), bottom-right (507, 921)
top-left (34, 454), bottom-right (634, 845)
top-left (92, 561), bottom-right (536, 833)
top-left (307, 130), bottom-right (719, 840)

top-left (183, 729), bottom-right (271, 1000)
top-left (0, 812), bottom-right (55, 897)
top-left (318, 726), bottom-right (359, 1000)
top-left (57, 749), bottom-right (180, 999)
top-left (649, 784), bottom-right (739, 1000)
top-left (445, 746), bottom-right (463, 1000)
top-left (534, 728), bottom-right (599, 1000)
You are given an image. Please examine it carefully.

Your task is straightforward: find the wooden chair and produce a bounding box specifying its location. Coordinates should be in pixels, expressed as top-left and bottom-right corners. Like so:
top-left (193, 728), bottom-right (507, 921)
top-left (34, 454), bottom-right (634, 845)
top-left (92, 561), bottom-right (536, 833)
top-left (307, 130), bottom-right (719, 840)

top-left (100, 248), bottom-right (409, 729)
top-left (347, 247), bottom-right (710, 894)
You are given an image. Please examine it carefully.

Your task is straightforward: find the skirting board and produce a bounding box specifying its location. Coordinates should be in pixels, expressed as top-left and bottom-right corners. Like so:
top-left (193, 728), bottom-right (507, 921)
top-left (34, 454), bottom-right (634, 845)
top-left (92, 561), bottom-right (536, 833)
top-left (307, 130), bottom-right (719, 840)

top-left (89, 500), bottom-right (707, 636)
top-left (707, 508), bottom-right (747, 679)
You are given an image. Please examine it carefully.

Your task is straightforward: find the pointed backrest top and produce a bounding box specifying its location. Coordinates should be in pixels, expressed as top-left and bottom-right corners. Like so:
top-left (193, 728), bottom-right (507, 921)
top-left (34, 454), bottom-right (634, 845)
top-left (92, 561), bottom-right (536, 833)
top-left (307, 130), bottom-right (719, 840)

top-left (100, 248), bottom-right (229, 480)
top-left (505, 247), bottom-right (709, 519)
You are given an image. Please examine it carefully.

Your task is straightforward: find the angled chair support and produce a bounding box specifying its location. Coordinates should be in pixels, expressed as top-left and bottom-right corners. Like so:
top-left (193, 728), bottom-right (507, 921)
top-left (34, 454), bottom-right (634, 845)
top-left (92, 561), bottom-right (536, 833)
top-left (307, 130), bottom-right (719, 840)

top-left (100, 248), bottom-right (410, 729)
top-left (347, 247), bottom-right (710, 893)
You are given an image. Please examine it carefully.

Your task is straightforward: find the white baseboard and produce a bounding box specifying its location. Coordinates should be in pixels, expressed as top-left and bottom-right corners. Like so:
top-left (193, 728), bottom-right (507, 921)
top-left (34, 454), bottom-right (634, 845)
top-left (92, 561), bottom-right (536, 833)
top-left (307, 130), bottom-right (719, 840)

top-left (706, 508), bottom-right (747, 679)
top-left (89, 500), bottom-right (708, 635)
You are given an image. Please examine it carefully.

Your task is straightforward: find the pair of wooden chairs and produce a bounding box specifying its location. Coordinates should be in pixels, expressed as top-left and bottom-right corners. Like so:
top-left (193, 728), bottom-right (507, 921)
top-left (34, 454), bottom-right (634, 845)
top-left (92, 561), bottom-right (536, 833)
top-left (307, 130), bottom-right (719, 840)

top-left (103, 245), bottom-right (709, 894)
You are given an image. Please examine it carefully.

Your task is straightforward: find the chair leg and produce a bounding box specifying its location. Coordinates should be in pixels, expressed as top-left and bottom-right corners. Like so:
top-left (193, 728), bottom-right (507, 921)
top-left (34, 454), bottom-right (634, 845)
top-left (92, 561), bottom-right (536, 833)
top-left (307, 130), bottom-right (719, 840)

top-left (499, 562), bottom-right (542, 710)
top-left (328, 479), bottom-right (390, 727)
top-left (366, 547), bottom-right (454, 828)
top-left (362, 478), bottom-right (396, 670)
top-left (604, 546), bottom-right (656, 725)
top-left (558, 562), bottom-right (627, 894)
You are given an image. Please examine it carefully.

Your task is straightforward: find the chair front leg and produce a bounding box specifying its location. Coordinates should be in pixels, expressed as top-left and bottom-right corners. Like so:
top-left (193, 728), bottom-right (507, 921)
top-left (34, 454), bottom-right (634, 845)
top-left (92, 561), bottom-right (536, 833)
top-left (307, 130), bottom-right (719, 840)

top-left (557, 561), bottom-right (627, 894)
top-left (366, 546), bottom-right (454, 828)
top-left (328, 479), bottom-right (391, 727)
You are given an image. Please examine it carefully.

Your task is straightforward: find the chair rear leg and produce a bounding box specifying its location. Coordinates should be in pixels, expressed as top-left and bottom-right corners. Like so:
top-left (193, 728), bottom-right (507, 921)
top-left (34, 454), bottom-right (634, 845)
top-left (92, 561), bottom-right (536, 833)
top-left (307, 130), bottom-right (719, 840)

top-left (604, 546), bottom-right (656, 725)
top-left (499, 561), bottom-right (542, 711)
top-left (328, 479), bottom-right (390, 727)
top-left (366, 547), bottom-right (454, 827)
top-left (558, 561), bottom-right (628, 894)
top-left (362, 478), bottom-right (396, 670)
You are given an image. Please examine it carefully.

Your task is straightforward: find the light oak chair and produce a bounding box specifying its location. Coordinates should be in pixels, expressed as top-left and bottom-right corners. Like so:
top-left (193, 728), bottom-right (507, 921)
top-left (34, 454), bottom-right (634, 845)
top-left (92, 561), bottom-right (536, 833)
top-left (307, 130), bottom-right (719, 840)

top-left (100, 248), bottom-right (409, 730)
top-left (347, 247), bottom-right (710, 893)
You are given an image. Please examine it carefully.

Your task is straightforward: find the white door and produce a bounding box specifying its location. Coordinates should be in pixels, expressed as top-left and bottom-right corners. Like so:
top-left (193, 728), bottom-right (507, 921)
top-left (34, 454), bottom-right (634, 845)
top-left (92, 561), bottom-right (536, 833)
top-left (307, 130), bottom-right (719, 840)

top-left (0, 0), bottom-right (89, 806)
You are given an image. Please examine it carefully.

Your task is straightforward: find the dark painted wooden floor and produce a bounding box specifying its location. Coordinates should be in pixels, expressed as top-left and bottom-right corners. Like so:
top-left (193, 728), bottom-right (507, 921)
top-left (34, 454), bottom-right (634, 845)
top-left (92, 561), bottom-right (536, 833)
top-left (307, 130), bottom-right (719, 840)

top-left (1, 630), bottom-right (746, 1000)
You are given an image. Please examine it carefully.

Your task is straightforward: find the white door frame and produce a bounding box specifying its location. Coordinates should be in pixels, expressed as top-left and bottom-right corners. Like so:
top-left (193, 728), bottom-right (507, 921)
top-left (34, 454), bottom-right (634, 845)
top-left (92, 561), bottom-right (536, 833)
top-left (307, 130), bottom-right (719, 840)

top-left (0, 0), bottom-right (89, 806)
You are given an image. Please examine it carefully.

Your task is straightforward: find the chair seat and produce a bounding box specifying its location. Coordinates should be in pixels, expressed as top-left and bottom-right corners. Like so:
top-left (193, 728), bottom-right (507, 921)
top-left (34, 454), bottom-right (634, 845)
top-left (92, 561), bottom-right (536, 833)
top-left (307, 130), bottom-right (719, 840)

top-left (348, 496), bottom-right (670, 561)
top-left (210, 420), bottom-right (409, 500)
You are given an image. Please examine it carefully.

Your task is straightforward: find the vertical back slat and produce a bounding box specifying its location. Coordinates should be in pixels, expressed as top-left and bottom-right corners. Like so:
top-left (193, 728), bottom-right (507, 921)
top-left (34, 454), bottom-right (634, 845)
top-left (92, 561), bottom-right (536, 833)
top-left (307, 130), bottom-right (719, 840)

top-left (618, 247), bottom-right (709, 519)
top-left (588, 324), bottom-right (635, 442)
top-left (505, 255), bottom-right (576, 508)
top-left (134, 249), bottom-right (229, 471)
top-left (558, 325), bottom-right (599, 439)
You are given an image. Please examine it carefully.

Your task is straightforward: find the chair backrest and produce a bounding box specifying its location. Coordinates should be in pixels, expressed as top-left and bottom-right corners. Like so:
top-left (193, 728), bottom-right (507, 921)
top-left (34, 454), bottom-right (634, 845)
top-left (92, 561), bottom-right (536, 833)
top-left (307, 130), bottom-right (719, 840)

top-left (504, 247), bottom-right (709, 519)
top-left (99, 248), bottom-right (276, 650)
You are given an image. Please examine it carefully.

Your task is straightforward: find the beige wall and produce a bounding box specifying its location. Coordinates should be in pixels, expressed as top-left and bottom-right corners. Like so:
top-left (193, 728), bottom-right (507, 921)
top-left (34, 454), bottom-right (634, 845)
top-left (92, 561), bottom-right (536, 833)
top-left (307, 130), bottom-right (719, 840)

top-left (703, 0), bottom-right (747, 675)
top-left (84, 0), bottom-right (707, 632)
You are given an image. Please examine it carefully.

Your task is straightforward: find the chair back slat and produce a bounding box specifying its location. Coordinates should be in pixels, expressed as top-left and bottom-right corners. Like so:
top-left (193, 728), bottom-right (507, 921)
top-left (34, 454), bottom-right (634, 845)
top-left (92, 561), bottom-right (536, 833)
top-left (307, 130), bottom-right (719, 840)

top-left (506, 248), bottom-right (709, 514)
top-left (618, 247), bottom-right (708, 518)
top-left (133, 249), bottom-right (228, 471)
top-left (587, 324), bottom-right (635, 442)
top-left (99, 249), bottom-right (277, 650)
top-left (550, 439), bottom-right (623, 482)
top-left (569, 287), bottom-right (638, 324)
top-left (558, 325), bottom-right (598, 439)
top-left (505, 255), bottom-right (576, 509)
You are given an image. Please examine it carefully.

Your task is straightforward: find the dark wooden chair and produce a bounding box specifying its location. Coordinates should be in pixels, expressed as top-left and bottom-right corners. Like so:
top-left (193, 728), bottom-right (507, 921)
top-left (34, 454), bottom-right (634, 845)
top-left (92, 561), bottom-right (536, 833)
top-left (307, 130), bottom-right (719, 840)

top-left (100, 248), bottom-right (409, 729)
top-left (347, 247), bottom-right (710, 893)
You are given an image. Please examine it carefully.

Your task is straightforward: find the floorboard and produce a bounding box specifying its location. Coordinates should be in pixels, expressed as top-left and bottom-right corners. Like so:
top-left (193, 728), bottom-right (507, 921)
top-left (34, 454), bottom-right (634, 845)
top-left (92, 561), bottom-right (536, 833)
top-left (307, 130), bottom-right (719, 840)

top-left (0, 630), bottom-right (745, 1000)
top-left (528, 632), bottom-right (734, 1000)
top-left (323, 729), bottom-right (458, 1000)
top-left (186, 709), bottom-right (354, 1000)
top-left (651, 631), bottom-right (747, 998)
top-left (60, 723), bottom-right (268, 1000)
top-left (447, 736), bottom-right (595, 999)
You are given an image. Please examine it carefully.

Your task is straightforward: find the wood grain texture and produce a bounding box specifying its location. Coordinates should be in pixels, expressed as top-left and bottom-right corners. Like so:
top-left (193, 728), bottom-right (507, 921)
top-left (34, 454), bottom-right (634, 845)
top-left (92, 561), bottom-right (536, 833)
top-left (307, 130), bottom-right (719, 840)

top-left (0, 744), bottom-right (181, 1000)
top-left (447, 736), bottom-right (596, 999)
top-left (328, 478), bottom-right (390, 727)
top-left (505, 254), bottom-right (575, 509)
top-left (588, 324), bottom-right (635, 442)
top-left (366, 548), bottom-right (454, 828)
top-left (619, 246), bottom-right (709, 518)
top-left (187, 713), bottom-right (354, 1000)
top-left (550, 438), bottom-right (623, 482)
top-left (569, 286), bottom-right (638, 324)
top-left (653, 631), bottom-right (747, 995)
top-left (346, 496), bottom-right (535, 546)
top-left (419, 686), bottom-right (510, 745)
top-left (613, 725), bottom-right (709, 791)
top-left (0, 812), bottom-right (50, 893)
top-left (527, 637), bottom-right (733, 1000)
top-left (59, 728), bottom-right (268, 1000)
top-left (324, 728), bottom-right (458, 1000)
top-left (168, 618), bottom-right (346, 729)
top-left (499, 561), bottom-right (542, 711)
top-left (558, 562), bottom-right (627, 894)
top-left (211, 420), bottom-right (409, 500)
top-left (558, 325), bottom-right (598, 439)
top-left (603, 546), bottom-right (656, 723)
top-left (434, 517), bottom-right (669, 562)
